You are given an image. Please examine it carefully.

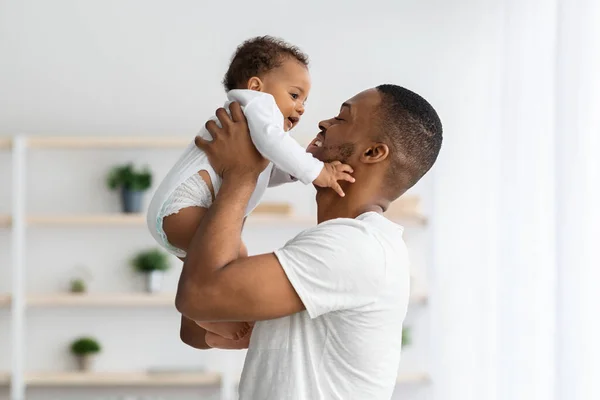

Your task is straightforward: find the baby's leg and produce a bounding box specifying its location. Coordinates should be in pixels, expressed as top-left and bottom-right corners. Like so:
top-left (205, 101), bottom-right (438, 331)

top-left (165, 170), bottom-right (250, 340)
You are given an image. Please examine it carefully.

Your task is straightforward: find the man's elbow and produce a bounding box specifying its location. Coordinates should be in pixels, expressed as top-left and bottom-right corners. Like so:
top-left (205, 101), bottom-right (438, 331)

top-left (175, 282), bottom-right (214, 321)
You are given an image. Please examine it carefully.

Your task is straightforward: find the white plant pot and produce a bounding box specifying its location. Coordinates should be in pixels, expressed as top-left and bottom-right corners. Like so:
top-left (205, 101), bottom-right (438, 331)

top-left (146, 271), bottom-right (163, 293)
top-left (76, 354), bottom-right (95, 371)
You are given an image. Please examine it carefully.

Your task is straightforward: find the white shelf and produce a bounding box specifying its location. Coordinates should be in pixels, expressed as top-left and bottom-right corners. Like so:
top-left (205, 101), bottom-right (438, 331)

top-left (27, 293), bottom-right (175, 307)
top-left (396, 372), bottom-right (430, 384)
top-left (25, 136), bottom-right (191, 149)
top-left (24, 371), bottom-right (221, 387)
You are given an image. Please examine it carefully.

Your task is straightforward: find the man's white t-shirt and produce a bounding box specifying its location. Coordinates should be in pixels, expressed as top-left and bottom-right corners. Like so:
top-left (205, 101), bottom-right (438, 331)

top-left (239, 212), bottom-right (411, 400)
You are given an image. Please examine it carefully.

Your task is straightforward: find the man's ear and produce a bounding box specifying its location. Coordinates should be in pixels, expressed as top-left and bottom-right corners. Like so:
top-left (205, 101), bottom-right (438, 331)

top-left (360, 143), bottom-right (390, 164)
top-left (247, 77), bottom-right (263, 91)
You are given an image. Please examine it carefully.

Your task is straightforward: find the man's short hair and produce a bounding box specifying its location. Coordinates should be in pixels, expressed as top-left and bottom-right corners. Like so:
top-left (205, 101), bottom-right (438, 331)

top-left (223, 36), bottom-right (309, 92)
top-left (375, 84), bottom-right (443, 195)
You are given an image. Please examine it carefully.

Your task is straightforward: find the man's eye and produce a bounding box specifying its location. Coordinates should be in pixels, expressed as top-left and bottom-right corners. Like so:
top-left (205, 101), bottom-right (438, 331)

top-left (334, 117), bottom-right (344, 121)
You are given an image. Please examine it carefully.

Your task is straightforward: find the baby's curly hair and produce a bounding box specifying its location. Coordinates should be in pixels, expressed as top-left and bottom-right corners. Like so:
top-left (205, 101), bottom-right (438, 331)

top-left (223, 36), bottom-right (309, 92)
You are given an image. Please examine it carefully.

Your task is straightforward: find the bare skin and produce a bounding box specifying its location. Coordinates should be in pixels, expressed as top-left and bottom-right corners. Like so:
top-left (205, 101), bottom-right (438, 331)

top-left (165, 59), bottom-right (353, 347)
top-left (176, 90), bottom-right (395, 347)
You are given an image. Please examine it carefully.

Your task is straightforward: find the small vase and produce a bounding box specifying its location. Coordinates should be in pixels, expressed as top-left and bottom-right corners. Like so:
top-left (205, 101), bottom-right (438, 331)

top-left (146, 271), bottom-right (163, 293)
top-left (121, 188), bottom-right (144, 213)
top-left (76, 355), bottom-right (94, 372)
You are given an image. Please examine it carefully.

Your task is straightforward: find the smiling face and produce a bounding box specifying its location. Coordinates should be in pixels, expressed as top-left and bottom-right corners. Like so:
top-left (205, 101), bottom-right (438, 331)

top-left (308, 88), bottom-right (382, 164)
top-left (248, 57), bottom-right (311, 132)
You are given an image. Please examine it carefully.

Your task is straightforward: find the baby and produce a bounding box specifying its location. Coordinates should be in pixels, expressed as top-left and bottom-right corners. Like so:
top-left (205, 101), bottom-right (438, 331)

top-left (147, 36), bottom-right (354, 341)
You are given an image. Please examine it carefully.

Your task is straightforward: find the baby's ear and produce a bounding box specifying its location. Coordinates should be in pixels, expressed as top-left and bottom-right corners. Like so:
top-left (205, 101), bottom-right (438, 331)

top-left (247, 77), bottom-right (263, 91)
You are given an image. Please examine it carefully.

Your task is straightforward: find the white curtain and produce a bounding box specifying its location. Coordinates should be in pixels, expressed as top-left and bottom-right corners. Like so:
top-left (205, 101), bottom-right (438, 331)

top-left (555, 0), bottom-right (600, 399)
top-left (432, 0), bottom-right (600, 399)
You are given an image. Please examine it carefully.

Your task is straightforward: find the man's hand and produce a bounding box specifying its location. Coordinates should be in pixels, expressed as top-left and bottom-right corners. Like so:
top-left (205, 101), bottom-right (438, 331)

top-left (196, 102), bottom-right (269, 180)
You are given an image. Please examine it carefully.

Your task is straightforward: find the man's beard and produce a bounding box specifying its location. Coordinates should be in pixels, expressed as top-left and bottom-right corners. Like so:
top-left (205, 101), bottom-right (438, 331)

top-left (322, 143), bottom-right (356, 164)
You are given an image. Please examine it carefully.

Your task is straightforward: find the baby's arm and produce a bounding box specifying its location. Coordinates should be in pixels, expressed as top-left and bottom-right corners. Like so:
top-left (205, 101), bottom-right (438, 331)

top-left (243, 98), bottom-right (324, 185)
top-left (244, 99), bottom-right (354, 195)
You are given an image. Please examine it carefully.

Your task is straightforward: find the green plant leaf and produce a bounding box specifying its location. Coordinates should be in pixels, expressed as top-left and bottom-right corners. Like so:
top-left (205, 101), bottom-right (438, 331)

top-left (131, 248), bottom-right (170, 273)
top-left (71, 337), bottom-right (101, 355)
top-left (107, 163), bottom-right (153, 191)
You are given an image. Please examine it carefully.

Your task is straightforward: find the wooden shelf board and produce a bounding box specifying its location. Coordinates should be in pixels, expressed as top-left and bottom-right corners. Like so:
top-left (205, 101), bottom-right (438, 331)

top-left (396, 372), bottom-right (430, 384)
top-left (0, 294), bottom-right (11, 307)
top-left (409, 292), bottom-right (429, 305)
top-left (0, 214), bottom-right (10, 227)
top-left (26, 136), bottom-right (191, 149)
top-left (24, 212), bottom-right (425, 227)
top-left (27, 214), bottom-right (146, 226)
top-left (0, 137), bottom-right (11, 149)
top-left (27, 293), bottom-right (175, 307)
top-left (24, 292), bottom-right (425, 307)
top-left (24, 371), bottom-right (221, 387)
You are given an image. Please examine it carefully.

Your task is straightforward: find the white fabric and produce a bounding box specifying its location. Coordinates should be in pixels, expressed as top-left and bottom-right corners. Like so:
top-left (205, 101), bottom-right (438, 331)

top-left (154, 173), bottom-right (213, 258)
top-left (239, 212), bottom-right (410, 400)
top-left (146, 90), bottom-right (320, 257)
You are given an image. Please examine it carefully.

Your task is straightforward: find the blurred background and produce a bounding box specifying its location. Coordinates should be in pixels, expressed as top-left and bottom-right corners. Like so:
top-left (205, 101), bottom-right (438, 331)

top-left (0, 0), bottom-right (598, 400)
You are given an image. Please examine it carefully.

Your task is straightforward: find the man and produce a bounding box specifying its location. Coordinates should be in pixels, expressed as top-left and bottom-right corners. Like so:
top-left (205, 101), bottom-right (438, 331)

top-left (175, 84), bottom-right (443, 399)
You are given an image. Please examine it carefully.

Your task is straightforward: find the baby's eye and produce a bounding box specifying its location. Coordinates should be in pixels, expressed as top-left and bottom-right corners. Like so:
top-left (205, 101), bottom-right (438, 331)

top-left (290, 93), bottom-right (299, 100)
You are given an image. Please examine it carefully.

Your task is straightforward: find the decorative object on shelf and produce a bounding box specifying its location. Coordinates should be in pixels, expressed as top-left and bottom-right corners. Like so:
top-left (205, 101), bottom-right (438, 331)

top-left (67, 265), bottom-right (93, 294)
top-left (69, 278), bottom-right (86, 294)
top-left (107, 163), bottom-right (152, 213)
top-left (131, 248), bottom-right (171, 293)
top-left (402, 327), bottom-right (412, 348)
top-left (70, 337), bottom-right (101, 371)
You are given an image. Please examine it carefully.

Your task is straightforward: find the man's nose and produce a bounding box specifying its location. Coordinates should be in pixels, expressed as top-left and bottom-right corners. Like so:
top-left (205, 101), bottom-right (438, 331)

top-left (318, 120), bottom-right (330, 131)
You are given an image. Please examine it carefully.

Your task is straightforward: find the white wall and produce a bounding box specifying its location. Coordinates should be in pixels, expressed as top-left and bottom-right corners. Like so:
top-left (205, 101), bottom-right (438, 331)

top-left (0, 0), bottom-right (504, 399)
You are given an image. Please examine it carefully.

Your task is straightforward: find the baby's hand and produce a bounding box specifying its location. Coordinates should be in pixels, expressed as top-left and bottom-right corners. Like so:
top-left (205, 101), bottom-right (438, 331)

top-left (313, 161), bottom-right (355, 197)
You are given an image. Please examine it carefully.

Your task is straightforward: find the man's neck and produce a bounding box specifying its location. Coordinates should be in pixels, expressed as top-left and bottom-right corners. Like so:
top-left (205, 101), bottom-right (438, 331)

top-left (315, 188), bottom-right (386, 224)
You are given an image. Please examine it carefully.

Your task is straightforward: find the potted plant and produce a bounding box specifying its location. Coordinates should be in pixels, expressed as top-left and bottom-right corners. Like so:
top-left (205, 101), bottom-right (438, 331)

top-left (70, 278), bottom-right (87, 294)
top-left (107, 163), bottom-right (152, 213)
top-left (402, 327), bottom-right (412, 348)
top-left (131, 248), bottom-right (171, 293)
top-left (70, 337), bottom-right (101, 371)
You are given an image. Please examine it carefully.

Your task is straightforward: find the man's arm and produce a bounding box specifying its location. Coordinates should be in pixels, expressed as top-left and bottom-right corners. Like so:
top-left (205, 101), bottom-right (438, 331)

top-left (175, 103), bottom-right (305, 322)
top-left (175, 174), bottom-right (305, 322)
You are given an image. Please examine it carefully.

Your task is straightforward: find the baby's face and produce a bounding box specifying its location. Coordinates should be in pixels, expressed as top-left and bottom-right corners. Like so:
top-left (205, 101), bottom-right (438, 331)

top-left (260, 59), bottom-right (311, 132)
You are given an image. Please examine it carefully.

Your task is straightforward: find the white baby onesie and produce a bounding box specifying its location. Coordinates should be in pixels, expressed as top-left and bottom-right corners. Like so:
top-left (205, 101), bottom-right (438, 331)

top-left (146, 90), bottom-right (324, 258)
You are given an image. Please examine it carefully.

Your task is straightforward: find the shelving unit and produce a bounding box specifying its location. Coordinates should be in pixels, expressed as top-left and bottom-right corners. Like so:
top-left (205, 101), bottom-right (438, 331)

top-left (0, 209), bottom-right (426, 228)
top-left (2, 135), bottom-right (432, 400)
top-left (26, 293), bottom-right (175, 307)
top-left (0, 292), bottom-right (429, 308)
top-left (0, 294), bottom-right (11, 307)
top-left (26, 136), bottom-right (191, 149)
top-left (396, 372), bottom-right (430, 385)
top-left (24, 371), bottom-right (221, 387)
top-left (0, 214), bottom-right (10, 227)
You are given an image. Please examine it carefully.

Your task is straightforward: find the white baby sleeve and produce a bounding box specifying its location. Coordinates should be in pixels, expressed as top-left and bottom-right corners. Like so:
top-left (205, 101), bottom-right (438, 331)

top-left (242, 96), bottom-right (324, 185)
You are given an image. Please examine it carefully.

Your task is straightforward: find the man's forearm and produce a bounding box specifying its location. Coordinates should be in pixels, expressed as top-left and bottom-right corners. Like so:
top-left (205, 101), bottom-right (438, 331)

top-left (176, 174), bottom-right (257, 317)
